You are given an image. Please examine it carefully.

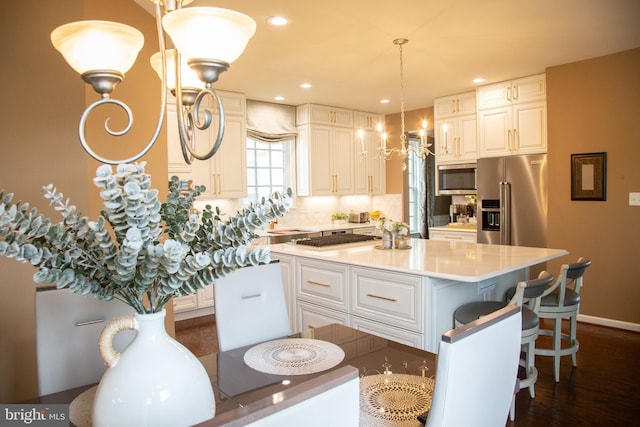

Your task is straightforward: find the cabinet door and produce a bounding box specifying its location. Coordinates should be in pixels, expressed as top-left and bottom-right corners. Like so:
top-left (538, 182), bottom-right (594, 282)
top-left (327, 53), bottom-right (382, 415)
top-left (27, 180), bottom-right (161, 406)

top-left (196, 286), bottom-right (215, 308)
top-left (477, 82), bottom-right (511, 109)
top-left (434, 119), bottom-right (457, 162)
top-left (173, 294), bottom-right (198, 313)
top-left (300, 104), bottom-right (353, 127)
top-left (354, 111), bottom-right (382, 131)
top-left (478, 106), bottom-right (512, 157)
top-left (434, 91), bottom-right (476, 117)
top-left (457, 114), bottom-right (478, 161)
top-left (333, 127), bottom-right (355, 194)
top-left (350, 316), bottom-right (423, 348)
top-left (308, 125), bottom-right (333, 195)
top-left (355, 130), bottom-right (386, 194)
top-left (513, 102), bottom-right (547, 154)
top-left (511, 74), bottom-right (546, 104)
top-left (213, 115), bottom-right (247, 198)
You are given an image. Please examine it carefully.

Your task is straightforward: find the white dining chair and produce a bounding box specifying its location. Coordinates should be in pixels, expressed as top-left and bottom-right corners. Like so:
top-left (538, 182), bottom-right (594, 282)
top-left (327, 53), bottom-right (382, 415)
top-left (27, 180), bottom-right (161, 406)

top-left (425, 305), bottom-right (522, 427)
top-left (35, 286), bottom-right (136, 395)
top-left (214, 261), bottom-right (292, 352)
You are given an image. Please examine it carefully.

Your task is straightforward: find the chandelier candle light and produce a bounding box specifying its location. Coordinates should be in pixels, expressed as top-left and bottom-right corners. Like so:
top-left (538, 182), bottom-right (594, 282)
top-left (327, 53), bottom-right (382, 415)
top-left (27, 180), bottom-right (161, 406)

top-left (50, 0), bottom-right (256, 165)
top-left (359, 38), bottom-right (434, 170)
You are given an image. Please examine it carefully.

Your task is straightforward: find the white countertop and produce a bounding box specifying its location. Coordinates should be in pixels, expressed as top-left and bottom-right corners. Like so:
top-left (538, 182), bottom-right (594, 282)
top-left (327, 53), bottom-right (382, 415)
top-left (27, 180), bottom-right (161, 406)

top-left (270, 238), bottom-right (568, 282)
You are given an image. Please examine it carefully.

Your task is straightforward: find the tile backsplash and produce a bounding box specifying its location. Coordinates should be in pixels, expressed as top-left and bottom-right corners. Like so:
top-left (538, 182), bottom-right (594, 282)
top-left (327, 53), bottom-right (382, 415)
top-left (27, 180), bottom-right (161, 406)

top-left (193, 193), bottom-right (403, 229)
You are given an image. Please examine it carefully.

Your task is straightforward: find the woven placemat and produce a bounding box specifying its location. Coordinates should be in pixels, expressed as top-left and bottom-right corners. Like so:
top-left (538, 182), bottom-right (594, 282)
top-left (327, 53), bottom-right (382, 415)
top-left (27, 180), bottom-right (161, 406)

top-left (243, 338), bottom-right (345, 375)
top-left (69, 385), bottom-right (96, 427)
top-left (359, 373), bottom-right (435, 427)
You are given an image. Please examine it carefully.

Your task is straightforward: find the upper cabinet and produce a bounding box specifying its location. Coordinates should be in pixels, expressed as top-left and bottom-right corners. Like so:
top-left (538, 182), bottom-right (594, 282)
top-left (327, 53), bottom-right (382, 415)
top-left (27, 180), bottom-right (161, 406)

top-left (167, 91), bottom-right (247, 199)
top-left (296, 104), bottom-right (353, 128)
top-left (354, 111), bottom-right (386, 194)
top-left (477, 74), bottom-right (547, 157)
top-left (434, 91), bottom-right (478, 163)
top-left (296, 123), bottom-right (354, 196)
top-left (434, 91), bottom-right (477, 118)
top-left (297, 104), bottom-right (385, 196)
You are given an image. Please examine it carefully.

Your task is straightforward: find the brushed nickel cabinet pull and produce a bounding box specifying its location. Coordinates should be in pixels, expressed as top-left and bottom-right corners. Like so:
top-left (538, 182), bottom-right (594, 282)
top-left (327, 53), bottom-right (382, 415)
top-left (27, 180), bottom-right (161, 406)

top-left (241, 293), bottom-right (261, 300)
top-left (307, 280), bottom-right (331, 288)
top-left (366, 293), bottom-right (398, 302)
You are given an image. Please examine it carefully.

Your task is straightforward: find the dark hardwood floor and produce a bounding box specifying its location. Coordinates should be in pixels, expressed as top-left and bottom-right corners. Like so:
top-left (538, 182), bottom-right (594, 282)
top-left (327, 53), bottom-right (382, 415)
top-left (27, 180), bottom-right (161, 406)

top-left (175, 316), bottom-right (640, 426)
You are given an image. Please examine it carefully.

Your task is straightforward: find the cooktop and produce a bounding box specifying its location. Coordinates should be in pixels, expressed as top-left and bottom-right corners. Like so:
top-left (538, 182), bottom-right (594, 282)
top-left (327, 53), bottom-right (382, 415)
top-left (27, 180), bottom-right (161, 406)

top-left (294, 234), bottom-right (377, 247)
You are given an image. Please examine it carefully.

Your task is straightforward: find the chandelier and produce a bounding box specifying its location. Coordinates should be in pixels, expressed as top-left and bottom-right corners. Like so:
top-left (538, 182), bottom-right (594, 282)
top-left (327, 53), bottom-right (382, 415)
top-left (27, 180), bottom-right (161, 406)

top-left (359, 38), bottom-right (433, 171)
top-left (50, 0), bottom-right (256, 165)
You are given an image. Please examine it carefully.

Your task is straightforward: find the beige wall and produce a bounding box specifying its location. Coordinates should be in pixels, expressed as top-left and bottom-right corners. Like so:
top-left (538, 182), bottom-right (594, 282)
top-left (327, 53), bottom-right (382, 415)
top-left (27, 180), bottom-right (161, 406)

top-left (0, 0), bottom-right (168, 402)
top-left (384, 107), bottom-right (435, 194)
top-left (546, 48), bottom-right (640, 325)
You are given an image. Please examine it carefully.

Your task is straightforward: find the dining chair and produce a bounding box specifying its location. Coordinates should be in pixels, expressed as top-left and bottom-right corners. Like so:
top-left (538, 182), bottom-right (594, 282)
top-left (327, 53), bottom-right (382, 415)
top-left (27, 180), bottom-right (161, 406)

top-left (35, 286), bottom-right (135, 395)
top-left (453, 271), bottom-right (554, 420)
top-left (214, 261), bottom-right (292, 352)
top-left (425, 305), bottom-right (522, 427)
top-left (535, 257), bottom-right (591, 382)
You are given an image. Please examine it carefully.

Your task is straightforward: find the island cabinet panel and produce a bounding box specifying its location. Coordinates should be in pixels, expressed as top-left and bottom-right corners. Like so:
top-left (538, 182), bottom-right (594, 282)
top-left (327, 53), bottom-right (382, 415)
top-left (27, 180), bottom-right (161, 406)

top-left (350, 267), bottom-right (423, 333)
top-left (273, 254), bottom-right (296, 333)
top-left (297, 258), bottom-right (349, 312)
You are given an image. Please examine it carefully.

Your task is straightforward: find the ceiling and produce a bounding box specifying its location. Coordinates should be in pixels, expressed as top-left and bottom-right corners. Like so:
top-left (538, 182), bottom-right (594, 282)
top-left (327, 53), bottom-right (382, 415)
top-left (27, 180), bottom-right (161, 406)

top-left (135, 0), bottom-right (640, 115)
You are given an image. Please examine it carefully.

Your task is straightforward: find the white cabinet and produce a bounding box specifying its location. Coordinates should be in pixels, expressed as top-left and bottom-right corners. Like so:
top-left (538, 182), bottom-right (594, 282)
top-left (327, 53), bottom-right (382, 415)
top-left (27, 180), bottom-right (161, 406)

top-left (296, 104), bottom-right (353, 127)
top-left (435, 115), bottom-right (477, 162)
top-left (477, 74), bottom-right (547, 157)
top-left (273, 254), bottom-right (296, 333)
top-left (477, 74), bottom-right (546, 109)
top-left (296, 123), bottom-right (354, 196)
top-left (429, 227), bottom-right (477, 242)
top-left (351, 267), bottom-right (423, 333)
top-left (167, 91), bottom-right (247, 198)
top-left (353, 110), bottom-right (382, 131)
top-left (434, 91), bottom-right (478, 163)
top-left (354, 110), bottom-right (385, 194)
top-left (173, 286), bottom-right (215, 321)
top-left (291, 256), bottom-right (425, 347)
top-left (434, 91), bottom-right (477, 117)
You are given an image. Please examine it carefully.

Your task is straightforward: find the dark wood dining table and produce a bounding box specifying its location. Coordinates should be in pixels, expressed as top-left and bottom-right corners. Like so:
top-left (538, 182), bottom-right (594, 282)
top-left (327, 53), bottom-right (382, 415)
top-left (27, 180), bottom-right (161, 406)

top-left (29, 324), bottom-right (438, 426)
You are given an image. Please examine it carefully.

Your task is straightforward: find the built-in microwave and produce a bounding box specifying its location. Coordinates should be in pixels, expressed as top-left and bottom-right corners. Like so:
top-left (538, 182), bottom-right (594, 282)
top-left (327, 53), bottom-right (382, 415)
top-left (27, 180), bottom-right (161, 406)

top-left (436, 163), bottom-right (477, 195)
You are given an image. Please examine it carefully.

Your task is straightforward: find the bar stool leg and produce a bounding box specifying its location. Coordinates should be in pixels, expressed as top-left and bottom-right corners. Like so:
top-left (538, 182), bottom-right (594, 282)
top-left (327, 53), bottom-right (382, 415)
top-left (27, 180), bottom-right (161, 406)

top-left (553, 318), bottom-right (562, 383)
top-left (570, 315), bottom-right (579, 367)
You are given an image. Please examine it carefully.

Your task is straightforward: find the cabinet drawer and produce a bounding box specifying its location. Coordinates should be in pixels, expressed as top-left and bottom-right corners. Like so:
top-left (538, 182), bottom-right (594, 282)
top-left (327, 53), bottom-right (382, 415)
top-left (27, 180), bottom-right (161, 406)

top-left (351, 267), bottom-right (423, 332)
top-left (351, 316), bottom-right (424, 349)
top-left (297, 300), bottom-right (349, 331)
top-left (297, 258), bottom-right (349, 311)
top-left (429, 229), bottom-right (477, 242)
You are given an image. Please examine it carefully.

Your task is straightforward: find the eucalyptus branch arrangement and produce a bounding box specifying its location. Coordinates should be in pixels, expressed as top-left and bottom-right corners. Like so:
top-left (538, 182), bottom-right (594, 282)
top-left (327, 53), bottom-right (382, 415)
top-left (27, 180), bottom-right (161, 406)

top-left (0, 162), bottom-right (291, 314)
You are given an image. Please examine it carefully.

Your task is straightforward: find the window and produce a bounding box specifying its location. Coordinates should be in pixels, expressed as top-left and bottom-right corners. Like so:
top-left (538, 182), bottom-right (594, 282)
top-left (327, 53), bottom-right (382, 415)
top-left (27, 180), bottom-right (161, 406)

top-left (407, 138), bottom-right (424, 235)
top-left (246, 137), bottom-right (293, 202)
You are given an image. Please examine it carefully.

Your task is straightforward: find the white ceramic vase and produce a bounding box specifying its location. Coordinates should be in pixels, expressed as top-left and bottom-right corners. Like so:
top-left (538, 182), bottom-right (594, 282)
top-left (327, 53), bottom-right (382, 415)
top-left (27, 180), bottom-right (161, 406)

top-left (92, 309), bottom-right (215, 427)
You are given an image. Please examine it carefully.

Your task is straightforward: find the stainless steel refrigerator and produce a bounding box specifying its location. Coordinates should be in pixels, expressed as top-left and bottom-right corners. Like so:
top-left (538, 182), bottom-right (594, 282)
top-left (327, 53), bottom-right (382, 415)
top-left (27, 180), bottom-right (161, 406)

top-left (476, 154), bottom-right (547, 247)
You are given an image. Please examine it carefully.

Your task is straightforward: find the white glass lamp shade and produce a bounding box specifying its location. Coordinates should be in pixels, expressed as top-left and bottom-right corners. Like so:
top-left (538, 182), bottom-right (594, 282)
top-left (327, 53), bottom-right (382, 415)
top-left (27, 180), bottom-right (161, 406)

top-left (51, 20), bottom-right (144, 75)
top-left (162, 7), bottom-right (256, 64)
top-left (150, 50), bottom-right (202, 90)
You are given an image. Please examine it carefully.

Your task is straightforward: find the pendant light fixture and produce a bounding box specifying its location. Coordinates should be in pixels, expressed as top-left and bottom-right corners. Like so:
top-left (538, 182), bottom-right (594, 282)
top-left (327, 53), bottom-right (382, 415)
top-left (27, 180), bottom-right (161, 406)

top-left (50, 0), bottom-right (256, 165)
top-left (359, 38), bottom-right (433, 170)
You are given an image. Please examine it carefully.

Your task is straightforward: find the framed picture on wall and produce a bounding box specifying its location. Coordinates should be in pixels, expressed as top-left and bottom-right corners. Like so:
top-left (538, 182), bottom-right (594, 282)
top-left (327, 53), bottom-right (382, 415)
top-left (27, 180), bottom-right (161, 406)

top-left (571, 152), bottom-right (607, 201)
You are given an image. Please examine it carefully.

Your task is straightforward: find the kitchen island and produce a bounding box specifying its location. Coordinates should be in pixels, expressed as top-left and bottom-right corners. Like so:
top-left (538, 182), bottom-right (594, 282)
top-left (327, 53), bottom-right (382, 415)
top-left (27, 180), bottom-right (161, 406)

top-left (270, 238), bottom-right (568, 352)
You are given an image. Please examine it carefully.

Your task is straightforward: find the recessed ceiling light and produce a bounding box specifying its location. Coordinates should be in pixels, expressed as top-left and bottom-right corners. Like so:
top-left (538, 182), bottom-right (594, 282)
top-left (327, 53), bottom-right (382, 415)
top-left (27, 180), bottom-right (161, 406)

top-left (380, 99), bottom-right (390, 104)
top-left (300, 83), bottom-right (312, 89)
top-left (274, 96), bottom-right (285, 101)
top-left (473, 77), bottom-right (486, 84)
top-left (267, 16), bottom-right (288, 26)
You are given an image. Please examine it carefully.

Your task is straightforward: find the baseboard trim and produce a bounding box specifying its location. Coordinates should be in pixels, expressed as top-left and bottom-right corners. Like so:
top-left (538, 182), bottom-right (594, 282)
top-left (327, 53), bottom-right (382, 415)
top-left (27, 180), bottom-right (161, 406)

top-left (578, 314), bottom-right (640, 332)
